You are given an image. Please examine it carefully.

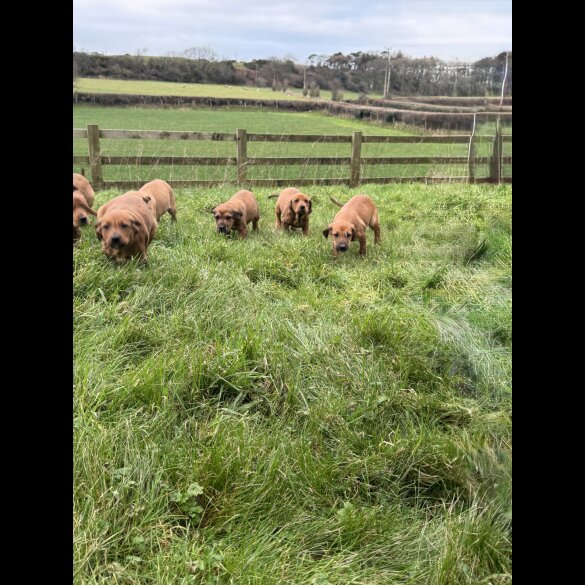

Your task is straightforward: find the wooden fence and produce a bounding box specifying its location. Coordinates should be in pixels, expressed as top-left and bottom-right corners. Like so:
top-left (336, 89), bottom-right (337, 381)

top-left (73, 125), bottom-right (512, 190)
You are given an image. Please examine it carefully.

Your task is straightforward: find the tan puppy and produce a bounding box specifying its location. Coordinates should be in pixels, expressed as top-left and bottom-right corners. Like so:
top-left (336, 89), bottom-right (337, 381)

top-left (95, 192), bottom-right (158, 262)
top-left (73, 173), bottom-right (97, 242)
top-left (73, 191), bottom-right (97, 242)
top-left (269, 187), bottom-right (313, 235)
top-left (73, 173), bottom-right (95, 207)
top-left (211, 190), bottom-right (259, 237)
top-left (138, 179), bottom-right (177, 222)
top-left (323, 195), bottom-right (381, 257)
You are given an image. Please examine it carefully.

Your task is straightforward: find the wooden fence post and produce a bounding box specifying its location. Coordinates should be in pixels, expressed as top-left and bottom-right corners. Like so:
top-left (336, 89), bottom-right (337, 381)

top-left (87, 124), bottom-right (104, 189)
top-left (489, 120), bottom-right (502, 184)
top-left (350, 131), bottom-right (362, 188)
top-left (236, 128), bottom-right (248, 185)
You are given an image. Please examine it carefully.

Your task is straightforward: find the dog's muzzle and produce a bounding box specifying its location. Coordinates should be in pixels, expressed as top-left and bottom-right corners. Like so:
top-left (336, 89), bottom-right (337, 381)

top-left (336, 243), bottom-right (348, 252)
top-left (110, 235), bottom-right (123, 249)
top-left (218, 225), bottom-right (228, 234)
top-left (79, 216), bottom-right (88, 225)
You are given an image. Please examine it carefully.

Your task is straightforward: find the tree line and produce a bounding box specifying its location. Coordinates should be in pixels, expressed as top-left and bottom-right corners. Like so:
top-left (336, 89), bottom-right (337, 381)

top-left (73, 48), bottom-right (512, 98)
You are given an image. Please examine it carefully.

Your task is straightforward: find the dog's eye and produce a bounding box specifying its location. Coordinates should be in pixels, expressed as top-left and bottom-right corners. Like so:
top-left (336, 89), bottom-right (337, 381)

top-left (294, 199), bottom-right (299, 203)
top-left (345, 232), bottom-right (350, 237)
top-left (121, 223), bottom-right (129, 228)
top-left (103, 224), bottom-right (110, 229)
top-left (333, 232), bottom-right (339, 237)
top-left (225, 215), bottom-right (232, 219)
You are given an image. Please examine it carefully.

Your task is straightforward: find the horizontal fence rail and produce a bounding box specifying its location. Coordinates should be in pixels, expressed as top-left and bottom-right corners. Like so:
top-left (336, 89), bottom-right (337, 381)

top-left (73, 125), bottom-right (512, 189)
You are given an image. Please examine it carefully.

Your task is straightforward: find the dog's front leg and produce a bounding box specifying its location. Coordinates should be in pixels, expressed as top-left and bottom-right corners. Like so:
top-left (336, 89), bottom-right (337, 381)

top-left (275, 208), bottom-right (282, 229)
top-left (236, 220), bottom-right (248, 238)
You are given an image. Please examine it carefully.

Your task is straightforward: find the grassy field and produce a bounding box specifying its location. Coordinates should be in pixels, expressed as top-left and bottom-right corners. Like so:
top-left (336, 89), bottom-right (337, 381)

top-left (74, 182), bottom-right (512, 584)
top-left (74, 106), bottom-right (509, 183)
top-left (75, 78), bottom-right (383, 102)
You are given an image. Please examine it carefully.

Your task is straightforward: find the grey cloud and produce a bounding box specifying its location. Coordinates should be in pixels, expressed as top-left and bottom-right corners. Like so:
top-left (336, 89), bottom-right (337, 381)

top-left (73, 0), bottom-right (511, 61)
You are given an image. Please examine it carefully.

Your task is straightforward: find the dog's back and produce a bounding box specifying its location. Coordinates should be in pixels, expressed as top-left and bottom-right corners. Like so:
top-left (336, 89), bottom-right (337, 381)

top-left (138, 179), bottom-right (177, 221)
top-left (73, 173), bottom-right (95, 207)
top-left (334, 195), bottom-right (377, 223)
top-left (97, 192), bottom-right (146, 219)
top-left (230, 190), bottom-right (259, 220)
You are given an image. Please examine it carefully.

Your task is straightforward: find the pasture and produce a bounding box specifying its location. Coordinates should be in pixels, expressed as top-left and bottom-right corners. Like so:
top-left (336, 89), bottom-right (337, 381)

top-left (74, 179), bottom-right (512, 583)
top-left (73, 106), bottom-right (511, 185)
top-left (75, 78), bottom-right (382, 102)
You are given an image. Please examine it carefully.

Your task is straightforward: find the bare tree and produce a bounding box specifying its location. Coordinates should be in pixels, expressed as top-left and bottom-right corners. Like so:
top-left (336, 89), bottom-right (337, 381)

top-left (183, 46), bottom-right (217, 61)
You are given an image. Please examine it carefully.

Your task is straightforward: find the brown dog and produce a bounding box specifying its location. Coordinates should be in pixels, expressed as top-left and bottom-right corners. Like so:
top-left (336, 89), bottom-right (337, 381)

top-left (73, 173), bottom-right (97, 242)
top-left (95, 192), bottom-right (158, 262)
top-left (323, 195), bottom-right (381, 257)
top-left (269, 187), bottom-right (312, 235)
top-left (138, 179), bottom-right (177, 222)
top-left (73, 173), bottom-right (95, 207)
top-left (211, 190), bottom-right (259, 237)
top-left (73, 191), bottom-right (97, 242)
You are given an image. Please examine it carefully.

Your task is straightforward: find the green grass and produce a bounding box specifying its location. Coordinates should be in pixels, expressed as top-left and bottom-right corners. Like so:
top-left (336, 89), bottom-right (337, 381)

top-left (74, 106), bottom-right (509, 183)
top-left (74, 182), bottom-right (512, 584)
top-left (75, 78), bottom-right (382, 102)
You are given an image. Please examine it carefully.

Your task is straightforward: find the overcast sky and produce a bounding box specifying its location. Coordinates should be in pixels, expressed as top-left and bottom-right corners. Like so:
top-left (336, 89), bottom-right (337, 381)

top-left (73, 0), bottom-right (511, 63)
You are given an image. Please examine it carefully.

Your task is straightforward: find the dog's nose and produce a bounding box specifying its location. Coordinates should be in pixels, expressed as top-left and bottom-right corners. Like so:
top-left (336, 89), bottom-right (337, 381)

top-left (110, 235), bottom-right (121, 246)
top-left (79, 216), bottom-right (88, 225)
top-left (337, 243), bottom-right (348, 252)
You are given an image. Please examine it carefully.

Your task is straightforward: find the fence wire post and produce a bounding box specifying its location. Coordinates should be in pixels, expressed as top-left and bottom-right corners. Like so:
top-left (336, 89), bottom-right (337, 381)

top-left (489, 118), bottom-right (502, 184)
top-left (467, 114), bottom-right (476, 183)
top-left (350, 131), bottom-right (362, 188)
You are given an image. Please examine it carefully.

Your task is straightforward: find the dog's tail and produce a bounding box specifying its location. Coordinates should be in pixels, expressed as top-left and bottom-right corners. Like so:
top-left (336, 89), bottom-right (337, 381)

top-left (78, 199), bottom-right (97, 216)
top-left (329, 196), bottom-right (344, 208)
top-left (267, 193), bottom-right (279, 199)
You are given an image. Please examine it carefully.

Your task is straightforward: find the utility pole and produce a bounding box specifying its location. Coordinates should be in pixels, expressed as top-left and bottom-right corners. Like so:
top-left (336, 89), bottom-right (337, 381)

top-left (499, 51), bottom-right (509, 107)
top-left (383, 47), bottom-right (392, 99)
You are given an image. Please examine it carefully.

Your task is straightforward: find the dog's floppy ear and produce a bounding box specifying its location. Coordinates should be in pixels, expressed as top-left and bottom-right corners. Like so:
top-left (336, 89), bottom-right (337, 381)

top-left (322, 226), bottom-right (331, 238)
top-left (210, 206), bottom-right (217, 214)
top-left (233, 210), bottom-right (243, 219)
top-left (131, 218), bottom-right (144, 235)
top-left (95, 221), bottom-right (103, 240)
top-left (307, 199), bottom-right (312, 214)
top-left (351, 226), bottom-right (356, 241)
